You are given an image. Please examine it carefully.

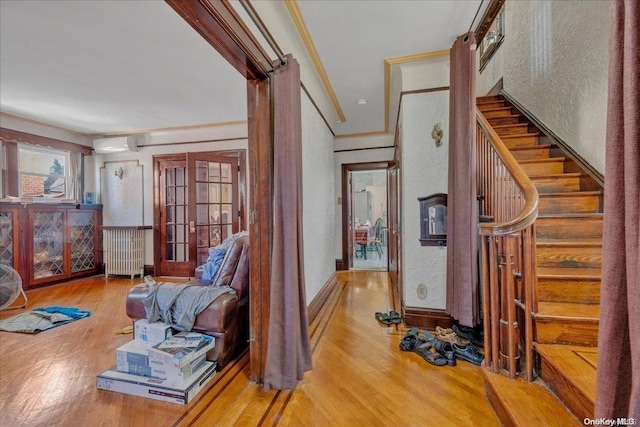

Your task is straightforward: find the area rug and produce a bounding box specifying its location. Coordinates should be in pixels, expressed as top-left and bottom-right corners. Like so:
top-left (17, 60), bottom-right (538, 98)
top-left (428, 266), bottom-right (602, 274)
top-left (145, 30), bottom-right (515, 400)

top-left (0, 306), bottom-right (91, 334)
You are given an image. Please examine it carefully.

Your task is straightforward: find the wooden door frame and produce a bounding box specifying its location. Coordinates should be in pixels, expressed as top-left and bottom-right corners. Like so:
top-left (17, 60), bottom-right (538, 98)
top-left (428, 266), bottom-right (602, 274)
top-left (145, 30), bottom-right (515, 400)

top-left (166, 0), bottom-right (273, 383)
top-left (340, 162), bottom-right (393, 270)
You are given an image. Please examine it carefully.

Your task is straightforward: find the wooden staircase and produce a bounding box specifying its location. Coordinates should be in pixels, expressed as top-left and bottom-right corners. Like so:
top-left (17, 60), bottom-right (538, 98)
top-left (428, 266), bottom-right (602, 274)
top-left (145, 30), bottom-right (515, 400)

top-left (477, 94), bottom-right (602, 426)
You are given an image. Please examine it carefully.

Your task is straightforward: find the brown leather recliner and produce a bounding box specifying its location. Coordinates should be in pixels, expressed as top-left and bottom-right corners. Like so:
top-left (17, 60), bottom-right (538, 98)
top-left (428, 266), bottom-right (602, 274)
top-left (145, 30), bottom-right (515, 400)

top-left (125, 235), bottom-right (249, 368)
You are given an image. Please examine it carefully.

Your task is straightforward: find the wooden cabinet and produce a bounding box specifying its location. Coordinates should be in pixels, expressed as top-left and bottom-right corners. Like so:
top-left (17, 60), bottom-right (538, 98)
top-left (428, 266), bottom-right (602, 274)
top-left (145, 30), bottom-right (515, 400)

top-left (0, 203), bottom-right (102, 289)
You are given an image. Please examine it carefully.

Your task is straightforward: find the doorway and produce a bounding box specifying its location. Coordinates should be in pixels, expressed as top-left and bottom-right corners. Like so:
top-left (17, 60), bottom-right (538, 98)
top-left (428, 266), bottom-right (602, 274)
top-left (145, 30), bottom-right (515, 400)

top-left (153, 151), bottom-right (244, 277)
top-left (341, 162), bottom-right (394, 271)
top-left (351, 169), bottom-right (388, 270)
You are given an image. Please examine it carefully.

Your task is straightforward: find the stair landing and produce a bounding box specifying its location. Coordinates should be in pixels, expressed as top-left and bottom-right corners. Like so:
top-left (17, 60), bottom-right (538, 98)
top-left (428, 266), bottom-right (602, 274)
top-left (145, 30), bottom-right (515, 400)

top-left (483, 369), bottom-right (581, 427)
top-left (536, 344), bottom-right (597, 421)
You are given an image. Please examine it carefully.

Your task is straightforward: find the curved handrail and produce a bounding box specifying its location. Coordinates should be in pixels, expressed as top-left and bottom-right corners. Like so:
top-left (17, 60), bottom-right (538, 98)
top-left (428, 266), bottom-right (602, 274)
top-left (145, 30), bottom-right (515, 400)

top-left (476, 110), bottom-right (539, 236)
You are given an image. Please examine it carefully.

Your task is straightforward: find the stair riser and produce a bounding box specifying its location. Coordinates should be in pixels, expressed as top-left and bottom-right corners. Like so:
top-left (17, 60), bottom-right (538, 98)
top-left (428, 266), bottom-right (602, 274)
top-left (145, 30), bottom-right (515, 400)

top-left (477, 101), bottom-right (506, 110)
top-left (536, 246), bottom-right (602, 269)
top-left (510, 147), bottom-right (551, 161)
top-left (538, 354), bottom-right (594, 421)
top-left (495, 125), bottom-right (530, 136)
top-left (482, 109), bottom-right (514, 118)
top-left (521, 161), bottom-right (565, 176)
top-left (538, 195), bottom-right (601, 214)
top-left (502, 135), bottom-right (540, 148)
top-left (537, 278), bottom-right (601, 304)
top-left (535, 319), bottom-right (599, 346)
top-left (532, 177), bottom-right (581, 193)
top-left (488, 116), bottom-right (521, 126)
top-left (536, 217), bottom-right (603, 241)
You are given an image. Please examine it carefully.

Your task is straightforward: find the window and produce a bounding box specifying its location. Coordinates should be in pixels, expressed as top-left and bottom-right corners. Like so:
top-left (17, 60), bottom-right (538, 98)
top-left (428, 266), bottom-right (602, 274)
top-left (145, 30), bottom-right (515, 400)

top-left (18, 145), bottom-right (71, 198)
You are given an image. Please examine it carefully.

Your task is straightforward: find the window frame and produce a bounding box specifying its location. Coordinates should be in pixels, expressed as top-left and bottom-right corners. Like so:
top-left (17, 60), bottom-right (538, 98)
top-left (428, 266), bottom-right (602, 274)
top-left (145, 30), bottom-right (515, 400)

top-left (1, 127), bottom-right (91, 201)
top-left (18, 143), bottom-right (72, 198)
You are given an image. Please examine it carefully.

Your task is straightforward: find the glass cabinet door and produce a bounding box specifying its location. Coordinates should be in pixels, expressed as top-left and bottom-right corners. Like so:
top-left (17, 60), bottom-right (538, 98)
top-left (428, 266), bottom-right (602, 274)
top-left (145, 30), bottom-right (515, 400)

top-left (69, 211), bottom-right (96, 273)
top-left (32, 210), bottom-right (65, 281)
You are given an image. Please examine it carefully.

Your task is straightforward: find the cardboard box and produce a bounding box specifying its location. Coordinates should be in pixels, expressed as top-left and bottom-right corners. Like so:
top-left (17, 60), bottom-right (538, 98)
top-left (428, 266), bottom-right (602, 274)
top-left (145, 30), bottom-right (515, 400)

top-left (96, 361), bottom-right (217, 405)
top-left (134, 319), bottom-right (174, 346)
top-left (147, 332), bottom-right (214, 370)
top-left (150, 353), bottom-right (206, 383)
top-left (116, 340), bottom-right (153, 376)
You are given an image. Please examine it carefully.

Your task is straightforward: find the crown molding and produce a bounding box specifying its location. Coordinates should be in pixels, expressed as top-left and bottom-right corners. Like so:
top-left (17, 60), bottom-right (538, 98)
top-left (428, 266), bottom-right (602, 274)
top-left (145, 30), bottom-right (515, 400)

top-left (87, 120), bottom-right (248, 138)
top-left (284, 0), bottom-right (345, 123)
top-left (384, 49), bottom-right (449, 131)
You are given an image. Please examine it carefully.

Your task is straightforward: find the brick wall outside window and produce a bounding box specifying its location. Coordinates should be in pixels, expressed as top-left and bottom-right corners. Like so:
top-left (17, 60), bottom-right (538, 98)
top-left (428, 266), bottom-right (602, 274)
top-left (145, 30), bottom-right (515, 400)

top-left (22, 175), bottom-right (45, 196)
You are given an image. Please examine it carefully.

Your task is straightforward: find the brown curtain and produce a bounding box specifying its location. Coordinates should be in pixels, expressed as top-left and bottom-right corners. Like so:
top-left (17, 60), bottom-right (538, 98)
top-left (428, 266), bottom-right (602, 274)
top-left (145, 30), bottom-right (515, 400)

top-left (446, 33), bottom-right (479, 327)
top-left (595, 0), bottom-right (639, 419)
top-left (263, 55), bottom-right (313, 390)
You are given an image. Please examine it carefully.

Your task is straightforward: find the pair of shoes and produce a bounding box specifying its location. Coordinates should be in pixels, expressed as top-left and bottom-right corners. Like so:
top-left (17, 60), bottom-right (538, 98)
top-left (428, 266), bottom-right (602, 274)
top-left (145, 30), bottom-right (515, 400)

top-left (435, 326), bottom-right (470, 346)
top-left (413, 341), bottom-right (447, 366)
top-left (433, 340), bottom-right (457, 366)
top-left (375, 312), bottom-right (391, 325)
top-left (399, 334), bottom-right (425, 352)
top-left (375, 310), bottom-right (403, 325)
top-left (452, 324), bottom-right (484, 348)
top-left (452, 342), bottom-right (484, 366)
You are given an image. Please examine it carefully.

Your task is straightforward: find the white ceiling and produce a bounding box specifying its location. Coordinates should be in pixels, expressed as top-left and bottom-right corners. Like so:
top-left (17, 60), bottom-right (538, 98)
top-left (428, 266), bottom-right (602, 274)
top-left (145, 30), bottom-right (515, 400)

top-left (0, 0), bottom-right (486, 138)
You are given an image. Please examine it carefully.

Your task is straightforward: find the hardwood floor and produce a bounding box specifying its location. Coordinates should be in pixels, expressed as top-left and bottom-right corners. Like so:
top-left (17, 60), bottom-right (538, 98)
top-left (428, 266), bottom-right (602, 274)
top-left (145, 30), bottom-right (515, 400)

top-left (0, 272), bottom-right (499, 426)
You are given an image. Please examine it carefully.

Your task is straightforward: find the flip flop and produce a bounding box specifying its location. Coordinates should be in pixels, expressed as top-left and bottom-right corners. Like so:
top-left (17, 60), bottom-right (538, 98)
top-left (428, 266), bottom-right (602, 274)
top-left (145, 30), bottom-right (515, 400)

top-left (375, 312), bottom-right (392, 325)
top-left (414, 342), bottom-right (447, 366)
top-left (388, 310), bottom-right (403, 324)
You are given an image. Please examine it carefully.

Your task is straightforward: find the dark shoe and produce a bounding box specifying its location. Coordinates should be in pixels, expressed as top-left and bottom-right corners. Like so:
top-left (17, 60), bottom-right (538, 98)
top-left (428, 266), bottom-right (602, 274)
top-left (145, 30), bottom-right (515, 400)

top-left (388, 310), bottom-right (403, 324)
top-left (375, 312), bottom-right (392, 325)
top-left (433, 340), bottom-right (456, 366)
top-left (400, 335), bottom-right (426, 352)
top-left (452, 343), bottom-right (484, 366)
top-left (453, 324), bottom-right (484, 348)
top-left (413, 342), bottom-right (447, 366)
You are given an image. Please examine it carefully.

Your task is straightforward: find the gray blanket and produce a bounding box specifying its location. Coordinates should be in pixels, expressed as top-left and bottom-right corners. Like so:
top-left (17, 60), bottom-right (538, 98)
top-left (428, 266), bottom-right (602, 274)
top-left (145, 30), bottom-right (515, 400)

top-left (141, 282), bottom-right (235, 331)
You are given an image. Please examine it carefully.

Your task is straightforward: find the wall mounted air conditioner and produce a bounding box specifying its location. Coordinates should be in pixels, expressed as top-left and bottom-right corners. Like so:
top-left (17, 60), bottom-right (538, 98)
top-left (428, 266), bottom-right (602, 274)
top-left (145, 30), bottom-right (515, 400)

top-left (93, 136), bottom-right (138, 154)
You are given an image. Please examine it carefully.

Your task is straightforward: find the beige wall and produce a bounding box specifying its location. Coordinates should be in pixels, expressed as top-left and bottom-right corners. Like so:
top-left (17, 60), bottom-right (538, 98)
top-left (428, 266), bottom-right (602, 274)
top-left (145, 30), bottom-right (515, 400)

top-left (477, 0), bottom-right (609, 174)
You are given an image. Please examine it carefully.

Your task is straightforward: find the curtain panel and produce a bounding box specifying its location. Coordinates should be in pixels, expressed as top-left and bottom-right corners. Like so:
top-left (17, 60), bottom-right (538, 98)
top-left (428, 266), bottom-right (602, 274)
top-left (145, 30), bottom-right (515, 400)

top-left (263, 55), bottom-right (313, 390)
top-left (595, 0), bottom-right (640, 419)
top-left (446, 33), bottom-right (479, 327)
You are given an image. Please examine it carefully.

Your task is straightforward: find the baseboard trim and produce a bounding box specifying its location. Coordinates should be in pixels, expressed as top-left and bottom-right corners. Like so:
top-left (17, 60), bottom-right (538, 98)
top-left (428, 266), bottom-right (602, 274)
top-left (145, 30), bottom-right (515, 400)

top-left (403, 306), bottom-right (454, 330)
top-left (335, 259), bottom-right (345, 271)
top-left (307, 272), bottom-right (339, 324)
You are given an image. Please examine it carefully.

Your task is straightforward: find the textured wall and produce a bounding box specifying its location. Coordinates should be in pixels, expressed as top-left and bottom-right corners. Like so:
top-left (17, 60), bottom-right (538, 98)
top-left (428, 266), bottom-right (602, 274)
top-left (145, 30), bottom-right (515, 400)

top-left (401, 90), bottom-right (449, 310)
top-left (301, 89), bottom-right (336, 305)
top-left (100, 161), bottom-right (143, 226)
top-left (477, 0), bottom-right (609, 173)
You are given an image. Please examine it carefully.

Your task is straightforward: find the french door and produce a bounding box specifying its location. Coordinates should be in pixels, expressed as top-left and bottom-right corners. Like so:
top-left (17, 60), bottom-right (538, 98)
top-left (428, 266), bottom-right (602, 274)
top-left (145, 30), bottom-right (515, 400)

top-left (154, 153), bottom-right (238, 277)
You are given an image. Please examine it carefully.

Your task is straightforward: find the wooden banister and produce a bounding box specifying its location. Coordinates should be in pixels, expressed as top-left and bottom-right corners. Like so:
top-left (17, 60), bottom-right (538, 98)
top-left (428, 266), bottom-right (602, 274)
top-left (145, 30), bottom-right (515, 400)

top-left (476, 109), bottom-right (539, 380)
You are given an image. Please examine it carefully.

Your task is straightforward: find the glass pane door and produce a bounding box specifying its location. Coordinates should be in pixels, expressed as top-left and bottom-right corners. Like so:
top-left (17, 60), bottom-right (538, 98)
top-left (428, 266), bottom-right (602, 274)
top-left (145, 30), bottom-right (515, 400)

top-left (189, 153), bottom-right (239, 270)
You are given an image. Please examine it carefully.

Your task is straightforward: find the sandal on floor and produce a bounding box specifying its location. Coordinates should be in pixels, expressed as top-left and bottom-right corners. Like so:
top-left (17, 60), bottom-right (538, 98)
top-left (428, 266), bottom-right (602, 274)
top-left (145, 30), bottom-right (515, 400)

top-left (375, 312), bottom-right (392, 325)
top-left (388, 310), bottom-right (403, 324)
top-left (414, 342), bottom-right (447, 366)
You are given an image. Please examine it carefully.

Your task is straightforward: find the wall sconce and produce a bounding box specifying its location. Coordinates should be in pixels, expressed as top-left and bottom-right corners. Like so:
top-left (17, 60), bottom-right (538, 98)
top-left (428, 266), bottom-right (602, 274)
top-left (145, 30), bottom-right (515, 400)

top-left (431, 123), bottom-right (444, 147)
top-left (114, 166), bottom-right (124, 179)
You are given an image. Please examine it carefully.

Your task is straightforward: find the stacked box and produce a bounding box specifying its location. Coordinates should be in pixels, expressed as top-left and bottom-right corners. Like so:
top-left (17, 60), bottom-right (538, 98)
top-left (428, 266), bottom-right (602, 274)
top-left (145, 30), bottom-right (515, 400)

top-left (97, 361), bottom-right (217, 405)
top-left (150, 353), bottom-right (206, 383)
top-left (147, 332), bottom-right (215, 371)
top-left (134, 319), bottom-right (174, 345)
top-left (116, 340), bottom-right (152, 376)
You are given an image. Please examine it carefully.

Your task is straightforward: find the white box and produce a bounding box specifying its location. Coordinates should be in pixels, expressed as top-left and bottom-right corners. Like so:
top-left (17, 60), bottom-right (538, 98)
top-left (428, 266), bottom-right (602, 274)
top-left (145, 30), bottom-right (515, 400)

top-left (96, 361), bottom-right (216, 405)
top-left (150, 353), bottom-right (206, 384)
top-left (134, 319), bottom-right (174, 346)
top-left (116, 340), bottom-right (153, 376)
top-left (147, 332), bottom-right (215, 370)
